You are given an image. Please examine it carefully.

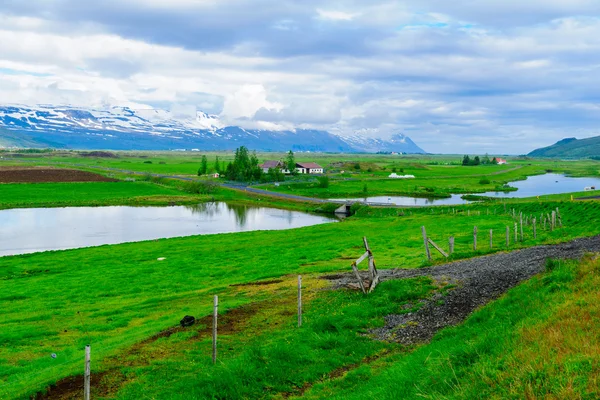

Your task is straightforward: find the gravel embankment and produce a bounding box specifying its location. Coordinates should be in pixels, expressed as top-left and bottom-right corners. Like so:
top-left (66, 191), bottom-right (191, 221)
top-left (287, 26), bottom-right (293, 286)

top-left (327, 235), bottom-right (600, 344)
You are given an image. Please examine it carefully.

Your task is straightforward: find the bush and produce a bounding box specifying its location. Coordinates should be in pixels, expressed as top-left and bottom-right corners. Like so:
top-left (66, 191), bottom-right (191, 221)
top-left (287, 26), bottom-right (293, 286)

top-left (317, 176), bottom-right (330, 188)
top-left (183, 181), bottom-right (219, 194)
top-left (479, 178), bottom-right (491, 185)
top-left (143, 161), bottom-right (153, 164)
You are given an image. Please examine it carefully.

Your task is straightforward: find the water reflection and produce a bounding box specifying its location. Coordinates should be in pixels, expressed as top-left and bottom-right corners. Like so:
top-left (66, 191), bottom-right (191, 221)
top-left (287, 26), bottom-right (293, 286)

top-left (0, 203), bottom-right (337, 257)
top-left (331, 173), bottom-right (600, 206)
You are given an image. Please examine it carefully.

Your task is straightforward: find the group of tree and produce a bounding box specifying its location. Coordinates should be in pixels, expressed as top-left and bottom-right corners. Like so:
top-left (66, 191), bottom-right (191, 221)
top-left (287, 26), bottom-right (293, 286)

top-left (462, 154), bottom-right (499, 166)
top-left (197, 155), bottom-right (223, 175)
top-left (197, 147), bottom-right (300, 183)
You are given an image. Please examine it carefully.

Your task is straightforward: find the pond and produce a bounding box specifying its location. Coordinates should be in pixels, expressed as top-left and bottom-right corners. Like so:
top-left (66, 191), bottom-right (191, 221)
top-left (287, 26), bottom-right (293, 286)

top-left (330, 173), bottom-right (600, 207)
top-left (0, 203), bottom-right (337, 257)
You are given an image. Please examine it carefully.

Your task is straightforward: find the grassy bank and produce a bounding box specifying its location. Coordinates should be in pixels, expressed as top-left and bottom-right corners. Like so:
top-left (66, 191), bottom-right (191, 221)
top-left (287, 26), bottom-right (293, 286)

top-left (300, 256), bottom-right (600, 399)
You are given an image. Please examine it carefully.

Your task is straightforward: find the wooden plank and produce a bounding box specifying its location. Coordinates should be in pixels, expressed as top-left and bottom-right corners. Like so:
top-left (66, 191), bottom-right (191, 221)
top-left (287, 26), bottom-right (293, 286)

top-left (352, 264), bottom-right (366, 294)
top-left (355, 251), bottom-right (370, 267)
top-left (428, 238), bottom-right (449, 258)
top-left (449, 236), bottom-right (455, 254)
top-left (473, 226), bottom-right (478, 251)
top-left (368, 274), bottom-right (380, 294)
top-left (363, 236), bottom-right (370, 252)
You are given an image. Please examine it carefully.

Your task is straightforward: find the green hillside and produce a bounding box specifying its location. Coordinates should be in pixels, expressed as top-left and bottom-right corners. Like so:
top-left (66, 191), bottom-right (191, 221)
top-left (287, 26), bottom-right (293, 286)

top-left (0, 127), bottom-right (63, 149)
top-left (528, 136), bottom-right (600, 158)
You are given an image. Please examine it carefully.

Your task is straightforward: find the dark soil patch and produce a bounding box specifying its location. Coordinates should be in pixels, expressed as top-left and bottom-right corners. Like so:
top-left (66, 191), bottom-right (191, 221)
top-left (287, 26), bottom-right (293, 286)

top-left (79, 151), bottom-right (118, 158)
top-left (230, 279), bottom-right (284, 287)
top-left (0, 168), bottom-right (118, 183)
top-left (325, 235), bottom-right (600, 345)
top-left (34, 302), bottom-right (263, 399)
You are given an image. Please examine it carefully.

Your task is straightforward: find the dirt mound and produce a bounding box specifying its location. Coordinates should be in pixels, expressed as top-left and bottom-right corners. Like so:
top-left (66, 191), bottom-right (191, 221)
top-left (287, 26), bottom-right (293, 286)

top-left (0, 168), bottom-right (118, 183)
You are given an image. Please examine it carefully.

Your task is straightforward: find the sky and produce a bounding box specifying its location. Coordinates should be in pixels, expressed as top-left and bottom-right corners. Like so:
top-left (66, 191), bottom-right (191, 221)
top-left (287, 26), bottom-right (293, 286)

top-left (1, 1), bottom-right (600, 154)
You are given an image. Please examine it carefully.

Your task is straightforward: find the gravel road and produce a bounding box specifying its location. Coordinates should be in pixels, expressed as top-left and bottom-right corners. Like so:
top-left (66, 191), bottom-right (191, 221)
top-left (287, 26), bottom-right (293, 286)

top-left (326, 235), bottom-right (600, 344)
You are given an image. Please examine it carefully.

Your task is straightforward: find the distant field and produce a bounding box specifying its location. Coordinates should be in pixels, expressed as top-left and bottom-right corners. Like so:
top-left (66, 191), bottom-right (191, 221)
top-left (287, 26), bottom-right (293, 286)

top-left (0, 181), bottom-right (204, 209)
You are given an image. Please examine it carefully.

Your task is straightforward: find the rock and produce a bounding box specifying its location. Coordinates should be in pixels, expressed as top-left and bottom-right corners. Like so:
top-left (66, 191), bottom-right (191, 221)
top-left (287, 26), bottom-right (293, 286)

top-left (157, 257), bottom-right (166, 261)
top-left (180, 315), bottom-right (195, 327)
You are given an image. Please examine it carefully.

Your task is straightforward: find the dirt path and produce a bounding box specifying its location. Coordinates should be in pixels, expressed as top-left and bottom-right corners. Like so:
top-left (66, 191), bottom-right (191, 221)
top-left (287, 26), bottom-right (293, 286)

top-left (327, 235), bottom-right (600, 344)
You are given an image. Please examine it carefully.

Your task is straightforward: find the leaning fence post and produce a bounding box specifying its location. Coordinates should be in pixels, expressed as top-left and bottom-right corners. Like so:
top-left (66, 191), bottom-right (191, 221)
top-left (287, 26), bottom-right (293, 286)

top-left (84, 345), bottom-right (91, 400)
top-left (449, 236), bottom-right (455, 255)
top-left (297, 276), bottom-right (302, 327)
top-left (473, 226), bottom-right (478, 251)
top-left (212, 295), bottom-right (218, 365)
top-left (422, 226), bottom-right (431, 261)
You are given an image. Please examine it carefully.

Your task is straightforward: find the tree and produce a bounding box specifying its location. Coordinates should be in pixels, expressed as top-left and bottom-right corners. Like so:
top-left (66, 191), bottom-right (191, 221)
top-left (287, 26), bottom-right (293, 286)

top-left (214, 156), bottom-right (221, 173)
top-left (286, 150), bottom-right (297, 175)
top-left (462, 155), bottom-right (471, 166)
top-left (491, 157), bottom-right (498, 165)
top-left (474, 156), bottom-right (481, 165)
top-left (483, 153), bottom-right (491, 164)
top-left (224, 146), bottom-right (263, 182)
top-left (198, 155), bottom-right (208, 175)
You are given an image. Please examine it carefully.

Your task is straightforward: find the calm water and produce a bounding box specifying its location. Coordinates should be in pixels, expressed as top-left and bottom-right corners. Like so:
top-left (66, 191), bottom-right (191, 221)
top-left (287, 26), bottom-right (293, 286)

top-left (0, 203), bottom-right (337, 257)
top-left (331, 173), bottom-right (600, 206)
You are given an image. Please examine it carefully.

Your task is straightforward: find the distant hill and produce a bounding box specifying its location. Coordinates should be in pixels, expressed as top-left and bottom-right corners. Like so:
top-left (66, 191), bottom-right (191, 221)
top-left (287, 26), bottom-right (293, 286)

top-left (528, 136), bottom-right (600, 158)
top-left (0, 105), bottom-right (426, 154)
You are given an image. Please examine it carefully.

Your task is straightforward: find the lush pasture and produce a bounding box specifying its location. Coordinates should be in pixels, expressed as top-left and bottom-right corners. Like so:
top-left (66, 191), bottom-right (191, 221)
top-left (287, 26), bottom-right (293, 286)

top-left (1, 199), bottom-right (600, 398)
top-left (0, 181), bottom-right (205, 210)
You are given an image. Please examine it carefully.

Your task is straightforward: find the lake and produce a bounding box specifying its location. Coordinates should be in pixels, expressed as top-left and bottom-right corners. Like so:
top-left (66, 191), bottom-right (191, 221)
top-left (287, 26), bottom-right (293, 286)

top-left (0, 203), bottom-right (337, 257)
top-left (331, 173), bottom-right (600, 206)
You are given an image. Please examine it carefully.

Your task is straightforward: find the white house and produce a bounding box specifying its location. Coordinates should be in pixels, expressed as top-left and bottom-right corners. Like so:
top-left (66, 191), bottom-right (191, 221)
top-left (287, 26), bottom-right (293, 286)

top-left (296, 162), bottom-right (324, 174)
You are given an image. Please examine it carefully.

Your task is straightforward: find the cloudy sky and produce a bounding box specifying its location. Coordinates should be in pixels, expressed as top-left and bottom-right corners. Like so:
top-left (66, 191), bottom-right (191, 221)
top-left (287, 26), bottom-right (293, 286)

top-left (1, 1), bottom-right (600, 153)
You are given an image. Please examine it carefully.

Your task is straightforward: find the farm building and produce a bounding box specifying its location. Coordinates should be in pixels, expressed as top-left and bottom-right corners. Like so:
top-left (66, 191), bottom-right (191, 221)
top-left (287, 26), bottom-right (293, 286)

top-left (259, 160), bottom-right (285, 173)
top-left (259, 161), bottom-right (324, 174)
top-left (497, 158), bottom-right (508, 165)
top-left (296, 162), bottom-right (324, 174)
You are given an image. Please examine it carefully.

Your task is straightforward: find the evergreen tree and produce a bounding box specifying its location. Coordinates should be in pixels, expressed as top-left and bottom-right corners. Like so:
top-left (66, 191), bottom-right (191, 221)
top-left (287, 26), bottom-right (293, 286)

top-left (198, 155), bottom-right (208, 175)
top-left (214, 156), bottom-right (221, 173)
top-left (462, 155), bottom-right (471, 166)
top-left (286, 150), bottom-right (297, 175)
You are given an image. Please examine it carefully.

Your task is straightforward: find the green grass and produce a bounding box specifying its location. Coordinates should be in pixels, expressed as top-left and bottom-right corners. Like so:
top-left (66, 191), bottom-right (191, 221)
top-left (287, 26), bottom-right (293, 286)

top-left (0, 181), bottom-right (208, 209)
top-left (299, 256), bottom-right (600, 399)
top-left (2, 199), bottom-right (600, 398)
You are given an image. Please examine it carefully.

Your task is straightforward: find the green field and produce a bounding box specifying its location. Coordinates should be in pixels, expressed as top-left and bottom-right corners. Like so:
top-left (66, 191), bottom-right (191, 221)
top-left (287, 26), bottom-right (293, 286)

top-left (2, 198), bottom-right (600, 398)
top-left (1, 151), bottom-right (600, 399)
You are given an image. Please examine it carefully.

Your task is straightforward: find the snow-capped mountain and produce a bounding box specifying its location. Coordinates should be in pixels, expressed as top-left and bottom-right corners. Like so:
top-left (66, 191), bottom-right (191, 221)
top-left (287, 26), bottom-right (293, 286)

top-left (0, 105), bottom-right (425, 153)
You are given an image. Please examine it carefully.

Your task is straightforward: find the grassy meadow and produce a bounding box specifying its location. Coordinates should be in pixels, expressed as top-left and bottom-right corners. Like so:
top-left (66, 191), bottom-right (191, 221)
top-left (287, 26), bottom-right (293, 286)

top-left (1, 150), bottom-right (600, 398)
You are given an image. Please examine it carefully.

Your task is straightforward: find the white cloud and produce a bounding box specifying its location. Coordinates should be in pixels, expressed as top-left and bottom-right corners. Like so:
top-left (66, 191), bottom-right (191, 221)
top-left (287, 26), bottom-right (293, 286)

top-left (316, 9), bottom-right (359, 21)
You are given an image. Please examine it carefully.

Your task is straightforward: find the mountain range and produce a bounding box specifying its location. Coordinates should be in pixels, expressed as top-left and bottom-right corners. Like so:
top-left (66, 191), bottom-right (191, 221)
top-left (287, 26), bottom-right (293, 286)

top-left (528, 136), bottom-right (600, 158)
top-left (0, 105), bottom-right (425, 153)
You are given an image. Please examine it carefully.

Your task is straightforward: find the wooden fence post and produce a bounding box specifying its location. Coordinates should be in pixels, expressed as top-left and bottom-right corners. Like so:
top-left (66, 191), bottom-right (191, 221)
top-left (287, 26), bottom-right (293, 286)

top-left (297, 276), bottom-right (302, 327)
top-left (551, 211), bottom-right (556, 231)
top-left (506, 226), bottom-right (509, 247)
top-left (489, 229), bottom-right (493, 249)
top-left (212, 295), bottom-right (218, 365)
top-left (533, 218), bottom-right (537, 239)
top-left (520, 212), bottom-right (524, 242)
top-left (514, 223), bottom-right (518, 243)
top-left (473, 226), bottom-right (478, 251)
top-left (449, 236), bottom-right (455, 255)
top-left (422, 226), bottom-right (431, 261)
top-left (84, 345), bottom-right (91, 400)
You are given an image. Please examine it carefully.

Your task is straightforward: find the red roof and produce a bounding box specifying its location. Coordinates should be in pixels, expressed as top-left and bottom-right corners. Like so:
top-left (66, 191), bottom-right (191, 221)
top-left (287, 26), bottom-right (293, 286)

top-left (297, 162), bottom-right (322, 169)
top-left (260, 160), bottom-right (283, 169)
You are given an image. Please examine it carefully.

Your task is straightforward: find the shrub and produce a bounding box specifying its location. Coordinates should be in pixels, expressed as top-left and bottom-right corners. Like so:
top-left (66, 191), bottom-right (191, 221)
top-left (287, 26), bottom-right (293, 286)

top-left (183, 181), bottom-right (219, 194)
top-left (143, 161), bottom-right (153, 164)
top-left (317, 176), bottom-right (330, 188)
top-left (479, 178), bottom-right (491, 185)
